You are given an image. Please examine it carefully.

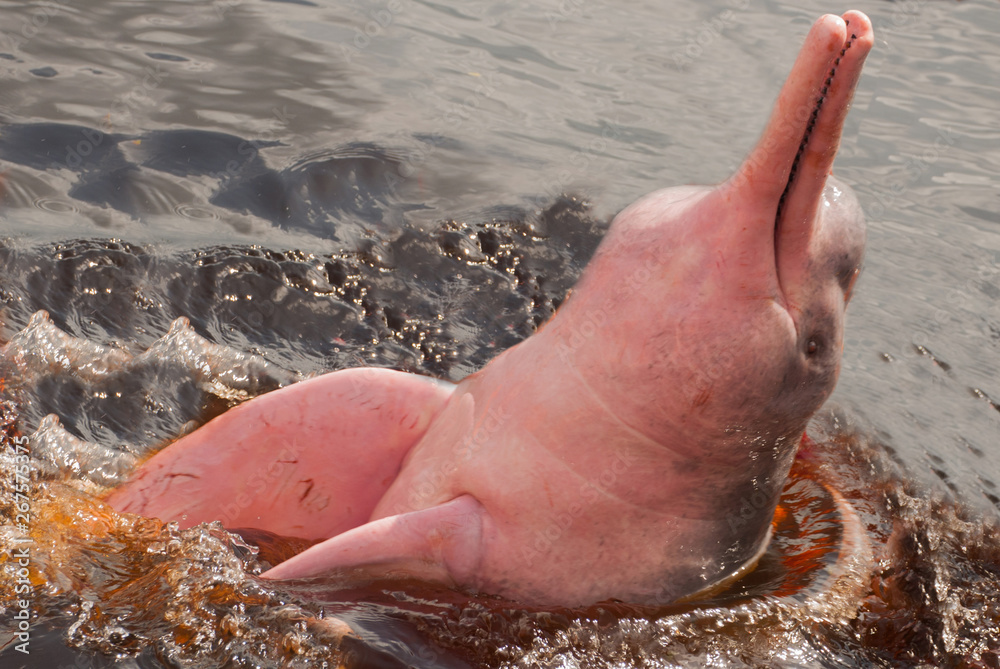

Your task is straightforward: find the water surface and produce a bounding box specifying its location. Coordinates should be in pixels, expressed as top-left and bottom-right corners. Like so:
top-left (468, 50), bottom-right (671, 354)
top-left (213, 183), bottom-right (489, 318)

top-left (1, 0), bottom-right (999, 666)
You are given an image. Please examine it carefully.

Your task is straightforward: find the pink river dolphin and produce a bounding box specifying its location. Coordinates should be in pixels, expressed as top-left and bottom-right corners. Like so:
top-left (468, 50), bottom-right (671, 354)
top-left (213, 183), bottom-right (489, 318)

top-left (106, 11), bottom-right (874, 608)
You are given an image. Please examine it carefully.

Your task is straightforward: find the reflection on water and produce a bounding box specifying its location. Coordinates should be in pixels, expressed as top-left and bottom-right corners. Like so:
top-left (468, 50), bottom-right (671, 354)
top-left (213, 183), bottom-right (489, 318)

top-left (1, 0), bottom-right (999, 666)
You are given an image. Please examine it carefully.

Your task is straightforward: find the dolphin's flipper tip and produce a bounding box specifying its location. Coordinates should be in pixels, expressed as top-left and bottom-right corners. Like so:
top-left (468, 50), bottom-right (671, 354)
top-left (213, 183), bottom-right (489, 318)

top-left (260, 494), bottom-right (487, 589)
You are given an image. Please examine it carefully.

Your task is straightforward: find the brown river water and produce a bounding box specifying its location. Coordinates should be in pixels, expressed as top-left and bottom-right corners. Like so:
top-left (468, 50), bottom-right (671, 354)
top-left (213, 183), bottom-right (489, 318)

top-left (0, 0), bottom-right (998, 667)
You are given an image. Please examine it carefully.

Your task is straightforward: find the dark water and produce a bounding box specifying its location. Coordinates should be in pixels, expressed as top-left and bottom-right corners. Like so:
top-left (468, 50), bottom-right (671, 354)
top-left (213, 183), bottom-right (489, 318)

top-left (0, 0), bottom-right (998, 666)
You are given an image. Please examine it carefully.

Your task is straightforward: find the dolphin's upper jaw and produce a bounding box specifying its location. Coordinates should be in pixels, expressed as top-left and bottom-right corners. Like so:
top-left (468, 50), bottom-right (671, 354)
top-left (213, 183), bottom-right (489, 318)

top-left (754, 12), bottom-right (873, 353)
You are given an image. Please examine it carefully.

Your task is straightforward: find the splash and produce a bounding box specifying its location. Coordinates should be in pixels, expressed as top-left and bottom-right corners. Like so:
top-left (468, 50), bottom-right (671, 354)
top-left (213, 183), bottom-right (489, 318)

top-left (1, 237), bottom-right (998, 667)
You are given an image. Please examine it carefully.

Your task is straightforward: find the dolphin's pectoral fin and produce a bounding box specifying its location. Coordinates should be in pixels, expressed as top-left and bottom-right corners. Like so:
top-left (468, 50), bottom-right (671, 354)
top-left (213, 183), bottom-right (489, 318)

top-left (104, 368), bottom-right (455, 540)
top-left (259, 495), bottom-right (486, 589)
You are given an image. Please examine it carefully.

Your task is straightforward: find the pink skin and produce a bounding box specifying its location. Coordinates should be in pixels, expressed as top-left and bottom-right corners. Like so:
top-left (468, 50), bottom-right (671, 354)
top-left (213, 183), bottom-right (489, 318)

top-left (106, 12), bottom-right (874, 607)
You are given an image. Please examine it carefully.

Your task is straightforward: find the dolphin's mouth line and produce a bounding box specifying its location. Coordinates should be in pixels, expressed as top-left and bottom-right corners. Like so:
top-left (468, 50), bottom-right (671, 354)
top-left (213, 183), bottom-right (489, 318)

top-left (773, 23), bottom-right (860, 236)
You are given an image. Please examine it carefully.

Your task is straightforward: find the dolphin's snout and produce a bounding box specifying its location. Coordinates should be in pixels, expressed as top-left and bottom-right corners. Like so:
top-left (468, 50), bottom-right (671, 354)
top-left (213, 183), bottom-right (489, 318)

top-left (720, 11), bottom-right (872, 317)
